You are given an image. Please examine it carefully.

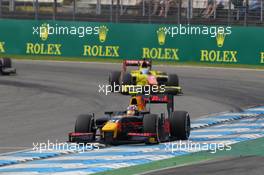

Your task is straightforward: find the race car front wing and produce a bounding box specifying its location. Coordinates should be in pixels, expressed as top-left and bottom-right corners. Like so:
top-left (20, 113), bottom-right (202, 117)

top-left (69, 132), bottom-right (159, 144)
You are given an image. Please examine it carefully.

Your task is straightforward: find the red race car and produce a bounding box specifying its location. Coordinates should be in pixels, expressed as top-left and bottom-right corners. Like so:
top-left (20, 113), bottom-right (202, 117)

top-left (69, 94), bottom-right (190, 145)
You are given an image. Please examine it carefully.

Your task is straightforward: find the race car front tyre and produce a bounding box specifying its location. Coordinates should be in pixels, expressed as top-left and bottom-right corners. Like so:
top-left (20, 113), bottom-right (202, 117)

top-left (167, 74), bottom-right (179, 86)
top-left (143, 114), bottom-right (160, 144)
top-left (109, 71), bottom-right (121, 92)
top-left (169, 111), bottom-right (190, 140)
top-left (75, 114), bottom-right (95, 133)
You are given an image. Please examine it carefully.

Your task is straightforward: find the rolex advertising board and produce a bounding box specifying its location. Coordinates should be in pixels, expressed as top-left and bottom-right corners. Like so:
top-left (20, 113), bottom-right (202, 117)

top-left (0, 19), bottom-right (263, 66)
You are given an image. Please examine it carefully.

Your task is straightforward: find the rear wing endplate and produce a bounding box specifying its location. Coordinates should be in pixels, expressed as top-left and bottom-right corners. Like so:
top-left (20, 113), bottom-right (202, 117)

top-left (123, 60), bottom-right (152, 71)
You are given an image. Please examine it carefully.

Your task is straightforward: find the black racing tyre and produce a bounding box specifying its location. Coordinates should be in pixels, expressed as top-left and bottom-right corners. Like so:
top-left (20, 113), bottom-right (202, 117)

top-left (167, 74), bottom-right (179, 86)
top-left (109, 71), bottom-right (121, 92)
top-left (143, 114), bottom-right (160, 144)
top-left (75, 114), bottom-right (94, 133)
top-left (121, 73), bottom-right (132, 85)
top-left (2, 58), bottom-right (12, 68)
top-left (120, 73), bottom-right (132, 95)
top-left (169, 111), bottom-right (190, 140)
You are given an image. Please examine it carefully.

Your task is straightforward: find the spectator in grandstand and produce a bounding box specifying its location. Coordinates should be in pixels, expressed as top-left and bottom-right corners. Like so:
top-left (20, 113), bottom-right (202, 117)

top-left (231, 0), bottom-right (245, 20)
top-left (151, 0), bottom-right (161, 16)
top-left (201, 0), bottom-right (216, 18)
top-left (202, 0), bottom-right (224, 18)
top-left (151, 0), bottom-right (172, 18)
top-left (231, 0), bottom-right (244, 7)
top-left (159, 0), bottom-right (173, 18)
top-left (248, 0), bottom-right (261, 20)
top-left (249, 0), bottom-right (261, 11)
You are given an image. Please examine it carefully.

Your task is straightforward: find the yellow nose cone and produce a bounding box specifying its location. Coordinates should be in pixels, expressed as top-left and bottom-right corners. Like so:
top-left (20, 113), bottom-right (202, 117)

top-left (102, 122), bottom-right (118, 138)
top-left (102, 122), bottom-right (117, 131)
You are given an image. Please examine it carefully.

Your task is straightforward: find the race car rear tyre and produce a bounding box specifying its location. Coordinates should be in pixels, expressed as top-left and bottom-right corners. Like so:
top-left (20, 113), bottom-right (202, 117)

top-left (167, 74), bottom-right (179, 86)
top-left (75, 114), bottom-right (94, 133)
top-left (121, 73), bottom-right (132, 85)
top-left (143, 114), bottom-right (160, 144)
top-left (169, 111), bottom-right (190, 140)
top-left (2, 58), bottom-right (12, 68)
top-left (109, 71), bottom-right (121, 92)
top-left (121, 73), bottom-right (132, 95)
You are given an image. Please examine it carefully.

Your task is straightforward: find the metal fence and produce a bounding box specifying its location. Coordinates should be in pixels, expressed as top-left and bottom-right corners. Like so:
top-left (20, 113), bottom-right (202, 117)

top-left (0, 0), bottom-right (263, 26)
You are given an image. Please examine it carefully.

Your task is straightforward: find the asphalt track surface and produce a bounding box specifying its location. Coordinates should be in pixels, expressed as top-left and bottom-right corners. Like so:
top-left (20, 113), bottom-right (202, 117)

top-left (0, 60), bottom-right (263, 156)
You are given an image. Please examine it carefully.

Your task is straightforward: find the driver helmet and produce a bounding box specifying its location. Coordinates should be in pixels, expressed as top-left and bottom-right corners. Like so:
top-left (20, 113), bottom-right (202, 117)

top-left (127, 105), bottom-right (138, 116)
top-left (141, 61), bottom-right (148, 68)
top-left (141, 68), bottom-right (150, 74)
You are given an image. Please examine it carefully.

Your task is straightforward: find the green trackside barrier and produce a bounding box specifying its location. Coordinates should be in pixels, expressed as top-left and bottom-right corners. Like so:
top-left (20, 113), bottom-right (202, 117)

top-left (0, 19), bottom-right (263, 66)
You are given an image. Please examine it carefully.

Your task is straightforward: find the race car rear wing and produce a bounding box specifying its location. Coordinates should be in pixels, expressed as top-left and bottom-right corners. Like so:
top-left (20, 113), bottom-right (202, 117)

top-left (139, 94), bottom-right (174, 116)
top-left (123, 60), bottom-right (152, 72)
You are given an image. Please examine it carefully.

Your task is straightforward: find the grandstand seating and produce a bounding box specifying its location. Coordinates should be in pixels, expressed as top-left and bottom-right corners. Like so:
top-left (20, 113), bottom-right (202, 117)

top-left (0, 0), bottom-right (262, 26)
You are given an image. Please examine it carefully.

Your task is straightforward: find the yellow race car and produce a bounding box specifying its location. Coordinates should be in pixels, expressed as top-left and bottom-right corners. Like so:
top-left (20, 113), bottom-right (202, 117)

top-left (109, 60), bottom-right (181, 95)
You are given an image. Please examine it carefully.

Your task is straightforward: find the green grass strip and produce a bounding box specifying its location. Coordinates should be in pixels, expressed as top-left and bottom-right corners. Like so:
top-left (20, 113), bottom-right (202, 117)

top-left (94, 137), bottom-right (264, 175)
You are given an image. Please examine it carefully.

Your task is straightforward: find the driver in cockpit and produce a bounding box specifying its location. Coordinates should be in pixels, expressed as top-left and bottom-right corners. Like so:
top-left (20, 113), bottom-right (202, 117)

top-left (140, 61), bottom-right (151, 75)
top-left (126, 105), bottom-right (139, 116)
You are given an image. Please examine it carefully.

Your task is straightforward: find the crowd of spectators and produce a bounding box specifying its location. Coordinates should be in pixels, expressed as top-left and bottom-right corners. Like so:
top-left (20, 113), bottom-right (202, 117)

top-left (0, 0), bottom-right (262, 22)
top-left (201, 0), bottom-right (262, 19)
top-left (147, 0), bottom-right (262, 19)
